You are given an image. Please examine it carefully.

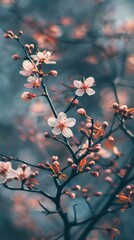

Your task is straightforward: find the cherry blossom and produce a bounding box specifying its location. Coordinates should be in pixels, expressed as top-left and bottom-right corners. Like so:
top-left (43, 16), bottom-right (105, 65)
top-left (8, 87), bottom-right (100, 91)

top-left (0, 161), bottom-right (16, 184)
top-left (74, 77), bottom-right (95, 96)
top-left (24, 76), bottom-right (42, 88)
top-left (16, 166), bottom-right (33, 181)
top-left (31, 50), bottom-right (56, 64)
top-left (19, 60), bottom-right (38, 76)
top-left (48, 112), bottom-right (76, 138)
top-left (21, 92), bottom-right (36, 101)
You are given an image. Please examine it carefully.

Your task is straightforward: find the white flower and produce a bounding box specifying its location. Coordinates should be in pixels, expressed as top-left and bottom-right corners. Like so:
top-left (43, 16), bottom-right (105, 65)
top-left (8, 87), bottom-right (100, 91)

top-left (74, 77), bottom-right (95, 96)
top-left (24, 76), bottom-right (42, 88)
top-left (0, 161), bottom-right (16, 184)
top-left (48, 112), bottom-right (76, 138)
top-left (31, 50), bottom-right (56, 64)
top-left (19, 60), bottom-right (38, 76)
top-left (21, 92), bottom-right (36, 101)
top-left (16, 166), bottom-right (33, 180)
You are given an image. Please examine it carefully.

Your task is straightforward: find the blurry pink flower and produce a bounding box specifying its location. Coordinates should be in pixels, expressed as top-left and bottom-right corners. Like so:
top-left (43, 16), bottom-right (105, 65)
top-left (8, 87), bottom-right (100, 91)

top-left (31, 50), bottom-right (56, 64)
top-left (19, 60), bottom-right (38, 76)
top-left (16, 166), bottom-right (33, 180)
top-left (24, 76), bottom-right (42, 88)
top-left (21, 92), bottom-right (36, 101)
top-left (74, 77), bottom-right (95, 96)
top-left (0, 161), bottom-right (16, 183)
top-left (48, 112), bottom-right (76, 138)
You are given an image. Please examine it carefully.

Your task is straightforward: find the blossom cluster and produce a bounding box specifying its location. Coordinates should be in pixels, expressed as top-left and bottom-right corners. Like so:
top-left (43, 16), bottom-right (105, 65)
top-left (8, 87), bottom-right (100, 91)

top-left (0, 160), bottom-right (37, 188)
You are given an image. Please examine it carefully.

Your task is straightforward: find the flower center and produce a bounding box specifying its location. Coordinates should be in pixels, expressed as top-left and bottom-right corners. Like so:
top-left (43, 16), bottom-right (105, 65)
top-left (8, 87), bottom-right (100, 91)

top-left (58, 122), bottom-right (66, 130)
top-left (82, 84), bottom-right (88, 90)
top-left (0, 168), bottom-right (7, 175)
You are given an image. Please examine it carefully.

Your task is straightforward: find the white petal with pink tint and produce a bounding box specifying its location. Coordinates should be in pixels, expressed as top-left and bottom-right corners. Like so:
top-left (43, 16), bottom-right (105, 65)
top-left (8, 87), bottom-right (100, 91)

top-left (75, 89), bottom-right (84, 96)
top-left (57, 112), bottom-right (67, 121)
top-left (86, 88), bottom-right (95, 96)
top-left (52, 128), bottom-right (61, 135)
top-left (23, 60), bottom-right (33, 71)
top-left (66, 118), bottom-right (76, 127)
top-left (84, 77), bottom-right (95, 87)
top-left (62, 128), bottom-right (73, 137)
top-left (74, 80), bottom-right (83, 88)
top-left (48, 117), bottom-right (58, 127)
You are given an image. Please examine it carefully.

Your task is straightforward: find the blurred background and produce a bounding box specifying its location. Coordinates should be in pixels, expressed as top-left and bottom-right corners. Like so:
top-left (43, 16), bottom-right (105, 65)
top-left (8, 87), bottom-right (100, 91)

top-left (0, 0), bottom-right (134, 239)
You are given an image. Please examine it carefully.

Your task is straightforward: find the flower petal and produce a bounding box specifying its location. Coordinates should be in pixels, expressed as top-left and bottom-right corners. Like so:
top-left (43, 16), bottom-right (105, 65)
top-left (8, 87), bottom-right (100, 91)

top-left (74, 80), bottom-right (83, 88)
top-left (86, 88), bottom-right (95, 96)
top-left (66, 118), bottom-right (76, 127)
top-left (84, 77), bottom-right (95, 87)
top-left (48, 117), bottom-right (58, 127)
top-left (52, 127), bottom-right (61, 135)
top-left (62, 128), bottom-right (73, 138)
top-left (24, 83), bottom-right (34, 88)
top-left (23, 60), bottom-right (33, 71)
top-left (57, 112), bottom-right (67, 121)
top-left (19, 70), bottom-right (31, 76)
top-left (75, 89), bottom-right (84, 96)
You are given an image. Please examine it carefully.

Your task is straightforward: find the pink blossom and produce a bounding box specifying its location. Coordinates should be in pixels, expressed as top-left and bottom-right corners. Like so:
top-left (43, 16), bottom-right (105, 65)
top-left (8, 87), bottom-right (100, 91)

top-left (21, 92), bottom-right (36, 101)
top-left (19, 60), bottom-right (38, 76)
top-left (0, 161), bottom-right (16, 183)
top-left (16, 166), bottom-right (33, 180)
top-left (24, 76), bottom-right (42, 88)
top-left (48, 112), bottom-right (76, 138)
top-left (74, 77), bottom-right (95, 96)
top-left (31, 50), bottom-right (56, 64)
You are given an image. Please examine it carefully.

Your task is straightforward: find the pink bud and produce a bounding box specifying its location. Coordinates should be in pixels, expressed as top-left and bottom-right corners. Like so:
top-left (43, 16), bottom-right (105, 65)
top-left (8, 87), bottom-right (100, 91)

top-left (49, 70), bottom-right (58, 76)
top-left (105, 176), bottom-right (113, 184)
top-left (12, 54), bottom-right (20, 60)
top-left (71, 164), bottom-right (77, 170)
top-left (94, 191), bottom-right (103, 196)
top-left (44, 132), bottom-right (51, 138)
top-left (67, 158), bottom-right (73, 165)
top-left (52, 156), bottom-right (59, 161)
top-left (21, 164), bottom-right (27, 170)
top-left (90, 171), bottom-right (99, 177)
top-left (88, 160), bottom-right (95, 167)
top-left (38, 163), bottom-right (46, 169)
top-left (71, 185), bottom-right (81, 191)
top-left (77, 108), bottom-right (86, 115)
top-left (69, 192), bottom-right (76, 199)
top-left (91, 144), bottom-right (101, 152)
top-left (103, 121), bottom-right (108, 129)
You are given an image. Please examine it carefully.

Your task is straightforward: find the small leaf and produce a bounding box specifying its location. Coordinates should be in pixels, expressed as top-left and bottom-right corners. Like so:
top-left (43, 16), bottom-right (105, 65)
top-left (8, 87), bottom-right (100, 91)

top-left (79, 158), bottom-right (87, 172)
top-left (59, 173), bottom-right (68, 181)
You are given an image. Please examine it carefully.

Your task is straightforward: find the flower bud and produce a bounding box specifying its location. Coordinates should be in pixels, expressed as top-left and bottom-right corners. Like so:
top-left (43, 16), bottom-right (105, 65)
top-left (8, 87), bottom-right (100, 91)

top-left (52, 156), bottom-right (59, 161)
top-left (103, 121), bottom-right (108, 129)
top-left (71, 185), bottom-right (81, 191)
top-left (30, 44), bottom-right (34, 49)
top-left (113, 102), bottom-right (119, 109)
top-left (12, 54), bottom-right (20, 60)
top-left (21, 164), bottom-right (27, 171)
top-left (71, 164), bottom-right (77, 171)
top-left (77, 108), bottom-right (86, 116)
top-left (85, 167), bottom-right (91, 172)
top-left (49, 70), bottom-right (58, 76)
top-left (67, 158), bottom-right (73, 165)
top-left (90, 171), bottom-right (99, 177)
top-left (44, 132), bottom-right (51, 138)
top-left (105, 176), bottom-right (113, 184)
top-left (88, 160), bottom-right (95, 167)
top-left (108, 136), bottom-right (114, 142)
top-left (90, 144), bottom-right (101, 152)
top-left (69, 192), bottom-right (76, 199)
top-left (38, 163), bottom-right (46, 169)
top-left (53, 161), bottom-right (59, 166)
top-left (21, 92), bottom-right (36, 101)
top-left (94, 191), bottom-right (103, 196)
